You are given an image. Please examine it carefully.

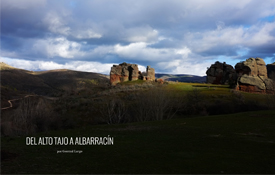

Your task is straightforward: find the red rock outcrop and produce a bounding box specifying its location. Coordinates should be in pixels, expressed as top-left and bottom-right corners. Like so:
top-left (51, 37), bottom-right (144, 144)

top-left (206, 61), bottom-right (236, 85)
top-left (110, 63), bottom-right (155, 85)
top-left (235, 58), bottom-right (274, 93)
top-left (143, 66), bottom-right (155, 81)
top-left (155, 78), bottom-right (164, 84)
top-left (238, 84), bottom-right (261, 93)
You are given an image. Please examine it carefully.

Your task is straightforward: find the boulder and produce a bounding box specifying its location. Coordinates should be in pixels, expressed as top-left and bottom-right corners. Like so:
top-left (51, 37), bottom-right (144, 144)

top-left (239, 75), bottom-right (265, 90)
top-left (235, 58), bottom-right (274, 93)
top-left (236, 57), bottom-right (268, 78)
top-left (255, 58), bottom-right (267, 78)
top-left (155, 78), bottom-right (164, 84)
top-left (262, 78), bottom-right (274, 92)
top-left (206, 61), bottom-right (236, 85)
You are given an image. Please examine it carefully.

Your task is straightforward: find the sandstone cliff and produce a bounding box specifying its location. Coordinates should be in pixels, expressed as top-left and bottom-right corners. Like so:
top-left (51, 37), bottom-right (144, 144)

top-left (235, 58), bottom-right (274, 93)
top-left (110, 63), bottom-right (155, 85)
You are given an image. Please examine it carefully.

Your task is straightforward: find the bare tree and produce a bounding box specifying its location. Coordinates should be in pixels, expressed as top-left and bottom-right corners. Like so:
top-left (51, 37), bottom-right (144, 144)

top-left (10, 97), bottom-right (55, 135)
top-left (131, 87), bottom-right (183, 121)
top-left (100, 99), bottom-right (127, 124)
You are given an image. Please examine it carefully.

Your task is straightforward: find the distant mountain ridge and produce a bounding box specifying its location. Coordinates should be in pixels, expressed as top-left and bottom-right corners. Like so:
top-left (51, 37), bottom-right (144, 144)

top-left (155, 73), bottom-right (206, 83)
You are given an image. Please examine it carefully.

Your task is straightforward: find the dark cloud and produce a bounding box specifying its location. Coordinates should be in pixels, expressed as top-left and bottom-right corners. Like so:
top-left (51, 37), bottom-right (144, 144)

top-left (248, 43), bottom-right (275, 59)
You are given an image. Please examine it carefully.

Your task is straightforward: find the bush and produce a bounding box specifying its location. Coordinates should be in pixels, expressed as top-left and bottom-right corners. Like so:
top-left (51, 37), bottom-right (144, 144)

top-left (128, 87), bottom-right (182, 121)
top-left (206, 99), bottom-right (234, 115)
top-left (1, 96), bottom-right (69, 136)
top-left (185, 88), bottom-right (207, 115)
top-left (100, 98), bottom-right (127, 124)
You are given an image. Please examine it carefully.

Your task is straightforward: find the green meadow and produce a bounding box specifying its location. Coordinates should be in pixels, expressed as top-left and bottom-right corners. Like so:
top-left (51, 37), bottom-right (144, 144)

top-left (2, 110), bottom-right (275, 174)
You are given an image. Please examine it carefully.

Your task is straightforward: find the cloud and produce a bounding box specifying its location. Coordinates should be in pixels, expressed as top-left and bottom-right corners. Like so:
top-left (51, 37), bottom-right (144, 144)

top-left (43, 12), bottom-right (71, 35)
top-left (1, 0), bottom-right (275, 76)
top-left (35, 37), bottom-right (83, 58)
top-left (156, 59), bottom-right (211, 76)
top-left (183, 22), bottom-right (275, 58)
top-left (124, 27), bottom-right (159, 43)
top-left (1, 0), bottom-right (47, 9)
top-left (114, 42), bottom-right (191, 62)
top-left (72, 29), bottom-right (102, 39)
top-left (0, 57), bottom-right (113, 74)
top-left (0, 57), bottom-right (149, 75)
top-left (216, 21), bottom-right (225, 30)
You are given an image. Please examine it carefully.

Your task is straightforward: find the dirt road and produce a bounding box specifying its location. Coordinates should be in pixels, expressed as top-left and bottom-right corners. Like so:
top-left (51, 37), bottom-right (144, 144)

top-left (1, 95), bottom-right (59, 110)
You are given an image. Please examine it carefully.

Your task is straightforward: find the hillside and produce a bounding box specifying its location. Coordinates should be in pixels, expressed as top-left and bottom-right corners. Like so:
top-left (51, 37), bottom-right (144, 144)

top-left (0, 63), bottom-right (109, 100)
top-left (35, 69), bottom-right (109, 93)
top-left (0, 62), bottom-right (18, 70)
top-left (1, 66), bottom-right (55, 97)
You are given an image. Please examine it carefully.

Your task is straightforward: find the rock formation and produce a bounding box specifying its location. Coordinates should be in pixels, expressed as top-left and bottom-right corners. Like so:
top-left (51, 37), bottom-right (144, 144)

top-left (235, 57), bottom-right (267, 78)
top-left (143, 66), bottom-right (155, 81)
top-left (235, 58), bottom-right (274, 93)
top-left (206, 61), bottom-right (236, 85)
top-left (267, 62), bottom-right (275, 80)
top-left (110, 63), bottom-right (155, 85)
top-left (155, 78), bottom-right (164, 84)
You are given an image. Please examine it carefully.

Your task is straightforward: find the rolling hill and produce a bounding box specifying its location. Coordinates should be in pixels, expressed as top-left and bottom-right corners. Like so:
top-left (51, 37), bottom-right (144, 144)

top-left (155, 73), bottom-right (206, 83)
top-left (0, 62), bottom-right (109, 99)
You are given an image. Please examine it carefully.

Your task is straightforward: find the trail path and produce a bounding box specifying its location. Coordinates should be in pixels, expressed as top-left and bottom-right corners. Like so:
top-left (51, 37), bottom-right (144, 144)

top-left (1, 95), bottom-right (59, 110)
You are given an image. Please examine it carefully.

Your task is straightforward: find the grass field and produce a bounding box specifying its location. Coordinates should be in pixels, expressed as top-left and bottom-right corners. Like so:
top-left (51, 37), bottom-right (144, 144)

top-left (2, 110), bottom-right (275, 174)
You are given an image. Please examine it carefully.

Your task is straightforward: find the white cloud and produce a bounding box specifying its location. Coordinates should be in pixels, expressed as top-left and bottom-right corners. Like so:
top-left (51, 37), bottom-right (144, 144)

top-left (114, 42), bottom-right (191, 61)
top-left (33, 37), bottom-right (84, 58)
top-left (114, 42), bottom-right (147, 58)
top-left (0, 57), bottom-right (37, 70)
top-left (125, 27), bottom-right (159, 43)
top-left (184, 22), bottom-right (275, 54)
top-left (244, 22), bottom-right (275, 46)
top-left (157, 59), bottom-right (211, 76)
top-left (1, 57), bottom-right (113, 74)
top-left (72, 29), bottom-right (102, 39)
top-left (216, 21), bottom-right (225, 30)
top-left (138, 65), bottom-right (146, 73)
top-left (43, 12), bottom-right (70, 35)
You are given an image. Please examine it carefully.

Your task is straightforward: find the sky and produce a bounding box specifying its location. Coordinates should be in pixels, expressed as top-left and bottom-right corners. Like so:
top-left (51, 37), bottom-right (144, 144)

top-left (1, 0), bottom-right (275, 76)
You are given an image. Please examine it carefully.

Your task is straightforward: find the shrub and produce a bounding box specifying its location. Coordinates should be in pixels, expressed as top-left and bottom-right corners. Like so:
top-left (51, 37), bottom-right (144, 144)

top-left (266, 94), bottom-right (275, 109)
top-left (128, 87), bottom-right (182, 121)
top-left (185, 88), bottom-right (207, 115)
top-left (100, 98), bottom-right (127, 124)
top-left (206, 99), bottom-right (234, 115)
top-left (1, 96), bottom-right (68, 136)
